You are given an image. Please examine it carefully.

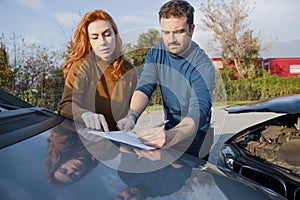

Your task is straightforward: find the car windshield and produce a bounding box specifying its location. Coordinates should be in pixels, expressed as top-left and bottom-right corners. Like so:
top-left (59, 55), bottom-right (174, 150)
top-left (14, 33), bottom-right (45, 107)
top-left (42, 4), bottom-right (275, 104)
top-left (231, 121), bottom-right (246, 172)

top-left (0, 88), bottom-right (64, 149)
top-left (0, 89), bottom-right (34, 111)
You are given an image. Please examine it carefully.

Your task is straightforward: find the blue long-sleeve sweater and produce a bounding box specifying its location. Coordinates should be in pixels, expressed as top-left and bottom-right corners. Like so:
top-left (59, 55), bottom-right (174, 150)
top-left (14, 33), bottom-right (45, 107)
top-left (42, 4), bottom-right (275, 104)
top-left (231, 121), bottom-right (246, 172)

top-left (136, 41), bottom-right (215, 132)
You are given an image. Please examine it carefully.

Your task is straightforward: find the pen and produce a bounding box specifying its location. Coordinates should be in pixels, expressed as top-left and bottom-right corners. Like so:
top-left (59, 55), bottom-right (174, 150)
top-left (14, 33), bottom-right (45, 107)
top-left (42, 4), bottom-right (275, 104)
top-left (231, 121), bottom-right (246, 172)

top-left (152, 120), bottom-right (169, 128)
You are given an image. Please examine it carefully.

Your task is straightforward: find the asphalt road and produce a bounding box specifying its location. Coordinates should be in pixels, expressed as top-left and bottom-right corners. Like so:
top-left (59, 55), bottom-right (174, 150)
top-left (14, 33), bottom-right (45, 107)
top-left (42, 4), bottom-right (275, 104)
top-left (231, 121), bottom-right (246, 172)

top-left (134, 107), bottom-right (280, 165)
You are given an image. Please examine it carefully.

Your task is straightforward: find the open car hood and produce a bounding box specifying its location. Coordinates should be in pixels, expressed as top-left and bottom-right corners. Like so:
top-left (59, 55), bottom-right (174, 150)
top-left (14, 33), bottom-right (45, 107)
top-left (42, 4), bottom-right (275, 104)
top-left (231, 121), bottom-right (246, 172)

top-left (225, 94), bottom-right (300, 114)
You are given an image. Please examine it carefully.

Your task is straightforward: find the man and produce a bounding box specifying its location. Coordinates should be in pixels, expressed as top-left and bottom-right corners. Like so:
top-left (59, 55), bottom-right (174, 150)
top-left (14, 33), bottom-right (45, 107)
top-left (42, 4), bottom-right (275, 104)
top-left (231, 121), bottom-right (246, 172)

top-left (117, 0), bottom-right (215, 159)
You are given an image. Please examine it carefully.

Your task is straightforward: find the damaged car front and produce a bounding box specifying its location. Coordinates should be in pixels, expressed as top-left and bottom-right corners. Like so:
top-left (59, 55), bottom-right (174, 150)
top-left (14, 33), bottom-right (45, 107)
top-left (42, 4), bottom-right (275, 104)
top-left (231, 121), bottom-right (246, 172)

top-left (219, 94), bottom-right (300, 200)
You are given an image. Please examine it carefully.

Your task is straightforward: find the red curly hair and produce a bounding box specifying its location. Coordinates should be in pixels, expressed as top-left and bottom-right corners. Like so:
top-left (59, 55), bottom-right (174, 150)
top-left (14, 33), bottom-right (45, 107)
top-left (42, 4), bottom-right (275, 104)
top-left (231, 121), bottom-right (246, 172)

top-left (63, 9), bottom-right (127, 79)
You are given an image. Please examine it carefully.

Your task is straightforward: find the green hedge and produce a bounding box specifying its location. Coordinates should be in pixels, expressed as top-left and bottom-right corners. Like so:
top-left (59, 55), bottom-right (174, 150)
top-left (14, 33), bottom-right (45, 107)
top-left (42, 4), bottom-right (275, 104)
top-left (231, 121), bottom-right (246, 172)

top-left (223, 75), bottom-right (300, 102)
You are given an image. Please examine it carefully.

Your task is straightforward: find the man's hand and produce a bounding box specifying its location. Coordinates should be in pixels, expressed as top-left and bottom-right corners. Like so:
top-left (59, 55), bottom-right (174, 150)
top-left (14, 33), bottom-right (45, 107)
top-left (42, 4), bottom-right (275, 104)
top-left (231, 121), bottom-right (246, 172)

top-left (134, 149), bottom-right (162, 161)
top-left (137, 127), bottom-right (166, 148)
top-left (117, 115), bottom-right (136, 132)
top-left (81, 112), bottom-right (109, 132)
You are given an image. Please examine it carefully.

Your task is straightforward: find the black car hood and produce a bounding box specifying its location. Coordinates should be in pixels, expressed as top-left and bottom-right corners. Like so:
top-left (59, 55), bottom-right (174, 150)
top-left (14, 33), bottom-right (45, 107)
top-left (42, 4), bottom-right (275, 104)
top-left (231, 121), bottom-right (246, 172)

top-left (0, 119), bottom-right (284, 200)
top-left (225, 94), bottom-right (300, 114)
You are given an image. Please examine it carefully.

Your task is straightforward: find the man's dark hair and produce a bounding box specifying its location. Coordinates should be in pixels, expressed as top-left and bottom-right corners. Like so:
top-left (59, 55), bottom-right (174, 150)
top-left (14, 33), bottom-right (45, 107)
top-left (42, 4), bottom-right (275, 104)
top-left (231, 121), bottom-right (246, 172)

top-left (159, 0), bottom-right (194, 27)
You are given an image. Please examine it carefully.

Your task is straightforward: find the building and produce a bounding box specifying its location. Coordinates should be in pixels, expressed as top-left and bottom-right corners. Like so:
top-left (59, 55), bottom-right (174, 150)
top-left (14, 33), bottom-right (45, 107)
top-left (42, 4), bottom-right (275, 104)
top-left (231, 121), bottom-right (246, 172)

top-left (212, 57), bottom-right (300, 78)
top-left (211, 58), bottom-right (224, 70)
top-left (263, 58), bottom-right (300, 77)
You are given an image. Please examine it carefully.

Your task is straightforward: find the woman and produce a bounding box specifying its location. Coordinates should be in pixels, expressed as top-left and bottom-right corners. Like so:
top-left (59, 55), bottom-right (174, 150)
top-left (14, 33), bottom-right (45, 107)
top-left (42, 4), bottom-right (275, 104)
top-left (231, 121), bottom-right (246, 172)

top-left (58, 9), bottom-right (137, 132)
top-left (46, 120), bottom-right (119, 187)
top-left (45, 123), bottom-right (99, 187)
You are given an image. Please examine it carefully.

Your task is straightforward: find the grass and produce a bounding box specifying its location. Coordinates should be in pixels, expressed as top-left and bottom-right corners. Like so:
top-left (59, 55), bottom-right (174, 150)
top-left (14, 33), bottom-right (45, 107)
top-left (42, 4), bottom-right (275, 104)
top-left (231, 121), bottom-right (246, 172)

top-left (146, 101), bottom-right (256, 111)
top-left (145, 104), bottom-right (163, 112)
top-left (213, 100), bottom-right (256, 107)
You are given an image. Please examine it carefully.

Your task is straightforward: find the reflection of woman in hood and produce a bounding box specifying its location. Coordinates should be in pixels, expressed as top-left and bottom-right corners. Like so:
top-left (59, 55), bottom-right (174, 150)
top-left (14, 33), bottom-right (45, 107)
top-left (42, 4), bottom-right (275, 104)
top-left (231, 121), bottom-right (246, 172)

top-left (45, 122), bottom-right (98, 187)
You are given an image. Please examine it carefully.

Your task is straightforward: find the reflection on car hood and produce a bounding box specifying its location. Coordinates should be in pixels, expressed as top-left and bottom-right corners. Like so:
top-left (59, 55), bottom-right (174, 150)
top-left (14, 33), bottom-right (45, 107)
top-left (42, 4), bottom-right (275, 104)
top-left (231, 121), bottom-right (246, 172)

top-left (0, 119), bottom-right (285, 200)
top-left (225, 94), bottom-right (300, 114)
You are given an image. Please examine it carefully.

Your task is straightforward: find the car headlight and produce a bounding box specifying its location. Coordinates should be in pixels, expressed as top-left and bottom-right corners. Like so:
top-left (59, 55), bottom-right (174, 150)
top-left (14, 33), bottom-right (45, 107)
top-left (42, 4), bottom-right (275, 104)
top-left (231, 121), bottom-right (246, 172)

top-left (221, 145), bottom-right (236, 170)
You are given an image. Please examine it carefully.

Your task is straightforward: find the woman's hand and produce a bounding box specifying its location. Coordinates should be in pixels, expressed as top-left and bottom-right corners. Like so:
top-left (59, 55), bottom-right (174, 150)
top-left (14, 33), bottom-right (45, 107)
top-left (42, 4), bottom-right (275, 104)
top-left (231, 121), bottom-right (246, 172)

top-left (81, 112), bottom-right (109, 132)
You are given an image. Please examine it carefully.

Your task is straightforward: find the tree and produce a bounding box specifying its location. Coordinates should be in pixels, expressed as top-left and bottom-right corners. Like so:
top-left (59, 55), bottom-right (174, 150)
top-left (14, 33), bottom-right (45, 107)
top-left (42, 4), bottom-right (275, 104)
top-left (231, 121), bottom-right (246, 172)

top-left (124, 29), bottom-right (161, 68)
top-left (0, 40), bottom-right (14, 92)
top-left (0, 33), bottom-right (65, 111)
top-left (124, 29), bottom-right (163, 105)
top-left (136, 29), bottom-right (162, 49)
top-left (199, 0), bottom-right (262, 78)
top-left (239, 31), bottom-right (260, 78)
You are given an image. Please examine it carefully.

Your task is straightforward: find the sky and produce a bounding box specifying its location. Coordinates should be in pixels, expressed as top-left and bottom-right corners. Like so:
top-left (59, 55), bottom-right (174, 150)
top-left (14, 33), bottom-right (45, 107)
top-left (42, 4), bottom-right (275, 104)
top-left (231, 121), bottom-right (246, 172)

top-left (1, 0), bottom-right (300, 58)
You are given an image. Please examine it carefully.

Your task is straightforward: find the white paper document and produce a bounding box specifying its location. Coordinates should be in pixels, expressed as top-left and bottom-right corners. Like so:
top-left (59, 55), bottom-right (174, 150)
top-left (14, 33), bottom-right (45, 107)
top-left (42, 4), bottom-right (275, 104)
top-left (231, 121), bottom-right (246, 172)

top-left (87, 130), bottom-right (156, 150)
